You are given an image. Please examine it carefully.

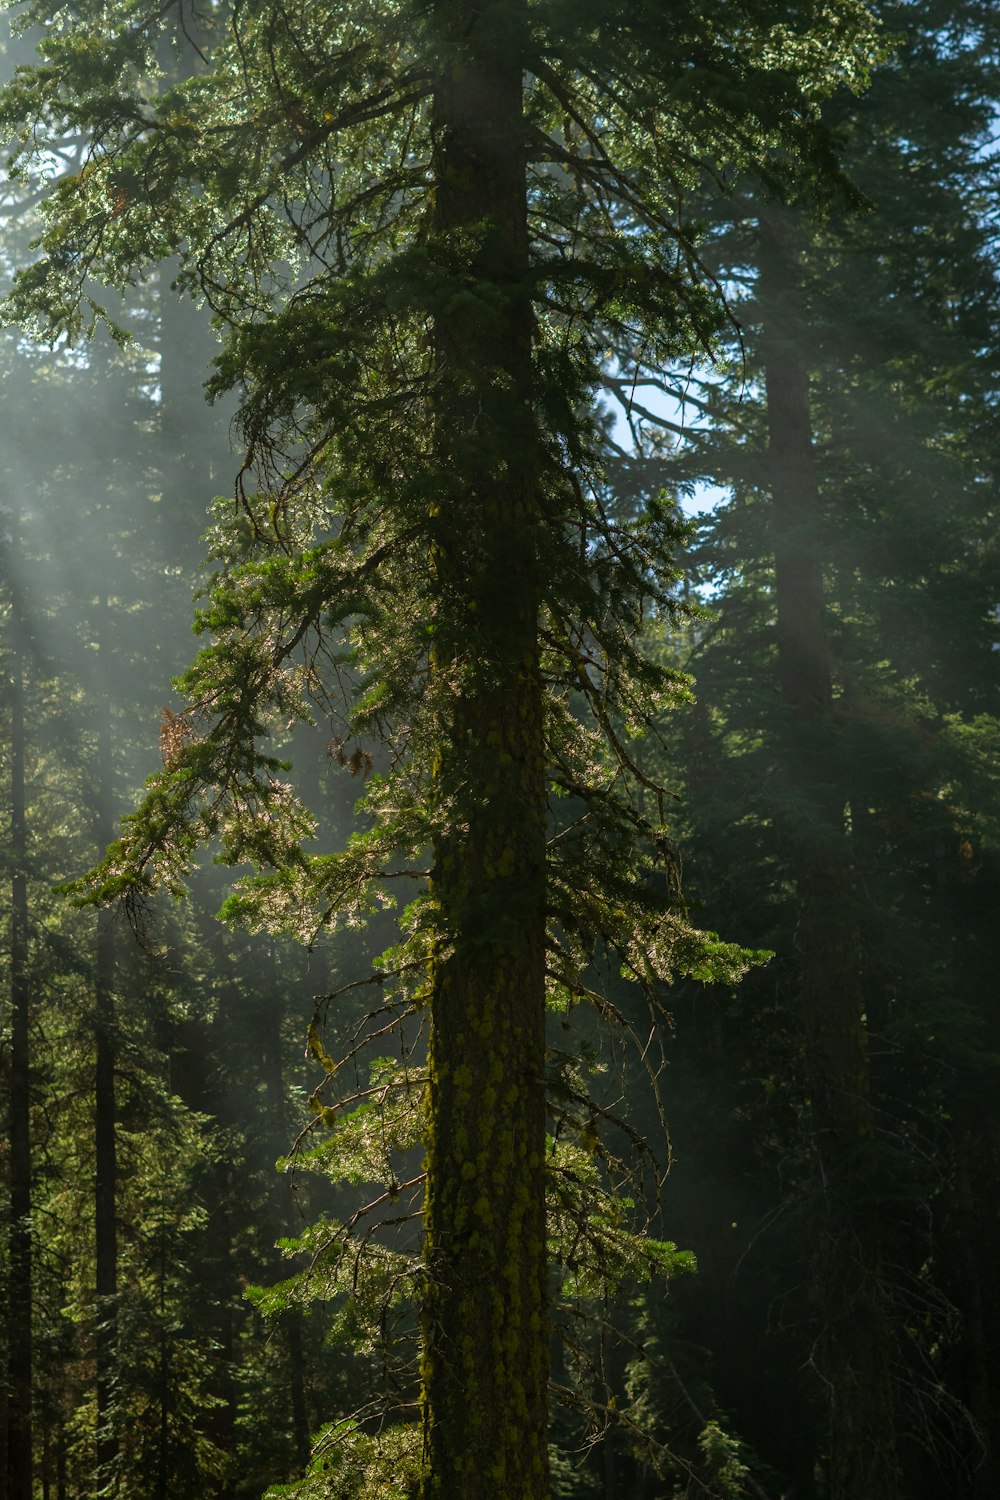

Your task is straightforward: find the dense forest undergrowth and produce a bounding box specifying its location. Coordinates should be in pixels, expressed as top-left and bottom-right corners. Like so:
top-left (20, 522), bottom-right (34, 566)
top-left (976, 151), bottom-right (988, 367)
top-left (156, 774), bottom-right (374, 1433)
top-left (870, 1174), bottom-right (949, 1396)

top-left (1, 1), bottom-right (999, 1497)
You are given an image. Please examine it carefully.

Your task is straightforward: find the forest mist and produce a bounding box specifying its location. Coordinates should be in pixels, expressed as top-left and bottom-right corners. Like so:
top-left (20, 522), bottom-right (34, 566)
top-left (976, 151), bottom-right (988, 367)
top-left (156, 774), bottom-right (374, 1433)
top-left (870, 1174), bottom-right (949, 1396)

top-left (2, 2), bottom-right (1000, 1498)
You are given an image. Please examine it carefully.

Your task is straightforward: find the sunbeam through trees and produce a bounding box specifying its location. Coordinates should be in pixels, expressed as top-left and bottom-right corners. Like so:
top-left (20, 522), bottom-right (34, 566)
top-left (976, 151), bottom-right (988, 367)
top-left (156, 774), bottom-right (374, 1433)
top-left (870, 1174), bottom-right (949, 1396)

top-left (0, 2), bottom-right (999, 1498)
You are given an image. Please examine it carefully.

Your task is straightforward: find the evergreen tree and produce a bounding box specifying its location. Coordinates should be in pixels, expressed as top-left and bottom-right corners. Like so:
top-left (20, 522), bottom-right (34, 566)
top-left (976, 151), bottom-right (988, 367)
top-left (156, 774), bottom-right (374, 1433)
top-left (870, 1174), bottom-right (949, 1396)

top-left (631, 4), bottom-right (1000, 1494)
top-left (0, 223), bottom-right (308, 1496)
top-left (1, 0), bottom-right (880, 1492)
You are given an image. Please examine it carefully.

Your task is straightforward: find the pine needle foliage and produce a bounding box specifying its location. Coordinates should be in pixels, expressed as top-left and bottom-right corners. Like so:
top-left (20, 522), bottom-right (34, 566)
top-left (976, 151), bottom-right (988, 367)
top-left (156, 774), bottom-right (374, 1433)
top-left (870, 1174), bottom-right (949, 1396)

top-left (2, 0), bottom-right (880, 1490)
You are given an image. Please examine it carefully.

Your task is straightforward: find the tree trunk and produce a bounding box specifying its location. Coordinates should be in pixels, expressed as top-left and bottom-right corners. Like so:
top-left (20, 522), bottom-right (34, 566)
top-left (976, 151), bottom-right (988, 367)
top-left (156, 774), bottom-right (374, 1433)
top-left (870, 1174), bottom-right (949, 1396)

top-left (758, 212), bottom-right (900, 1500)
top-left (420, 4), bottom-right (549, 1495)
top-left (94, 605), bottom-right (118, 1486)
top-left (254, 942), bottom-right (312, 1475)
top-left (7, 522), bottom-right (33, 1500)
top-left (94, 911), bottom-right (117, 1484)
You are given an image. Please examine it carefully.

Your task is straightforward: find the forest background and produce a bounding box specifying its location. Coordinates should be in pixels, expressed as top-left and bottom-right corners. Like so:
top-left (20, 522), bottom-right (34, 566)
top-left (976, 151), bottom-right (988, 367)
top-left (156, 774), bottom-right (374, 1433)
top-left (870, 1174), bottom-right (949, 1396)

top-left (1, 0), bottom-right (999, 1498)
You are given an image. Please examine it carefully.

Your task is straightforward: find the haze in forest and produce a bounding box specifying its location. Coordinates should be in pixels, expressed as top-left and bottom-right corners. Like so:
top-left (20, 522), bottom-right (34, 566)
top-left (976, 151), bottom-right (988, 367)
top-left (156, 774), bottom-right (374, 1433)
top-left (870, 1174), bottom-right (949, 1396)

top-left (1, 3), bottom-right (999, 1499)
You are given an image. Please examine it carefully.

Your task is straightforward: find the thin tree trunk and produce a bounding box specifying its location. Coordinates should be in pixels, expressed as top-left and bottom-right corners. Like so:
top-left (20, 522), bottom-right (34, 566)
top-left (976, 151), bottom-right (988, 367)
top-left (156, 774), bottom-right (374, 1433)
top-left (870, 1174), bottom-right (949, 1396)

top-left (420, 3), bottom-right (549, 1493)
top-left (256, 943), bottom-right (311, 1475)
top-left (94, 602), bottom-right (118, 1486)
top-left (152, 143), bottom-right (240, 1477)
top-left (7, 524), bottom-right (33, 1500)
top-left (759, 211), bottom-right (900, 1500)
top-left (94, 910), bottom-right (117, 1482)
top-left (156, 1204), bottom-right (169, 1500)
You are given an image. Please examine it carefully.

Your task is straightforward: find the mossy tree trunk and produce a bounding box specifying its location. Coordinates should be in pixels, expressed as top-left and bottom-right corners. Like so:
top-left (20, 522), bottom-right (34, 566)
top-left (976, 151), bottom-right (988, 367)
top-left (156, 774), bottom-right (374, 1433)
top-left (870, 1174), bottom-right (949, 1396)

top-left (759, 213), bottom-right (901, 1500)
top-left (420, 2), bottom-right (549, 1494)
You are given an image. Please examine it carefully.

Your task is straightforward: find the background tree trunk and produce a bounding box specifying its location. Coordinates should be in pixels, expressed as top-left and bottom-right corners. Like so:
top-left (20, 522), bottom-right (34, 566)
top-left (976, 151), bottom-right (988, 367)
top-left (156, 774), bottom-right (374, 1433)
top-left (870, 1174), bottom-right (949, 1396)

top-left (94, 601), bottom-right (118, 1486)
top-left (759, 211), bottom-right (901, 1500)
top-left (7, 505), bottom-right (33, 1500)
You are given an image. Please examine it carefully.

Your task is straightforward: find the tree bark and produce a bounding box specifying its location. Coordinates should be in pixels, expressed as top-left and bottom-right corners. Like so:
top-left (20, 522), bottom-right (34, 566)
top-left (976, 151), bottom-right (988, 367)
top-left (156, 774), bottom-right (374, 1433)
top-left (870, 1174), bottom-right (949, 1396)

top-left (758, 211), bottom-right (901, 1500)
top-left (420, 3), bottom-right (549, 1494)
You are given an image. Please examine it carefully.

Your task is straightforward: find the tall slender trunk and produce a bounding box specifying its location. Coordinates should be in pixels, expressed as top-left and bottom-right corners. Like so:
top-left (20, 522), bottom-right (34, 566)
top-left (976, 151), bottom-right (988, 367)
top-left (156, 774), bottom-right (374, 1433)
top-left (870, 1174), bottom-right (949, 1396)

top-left (420, 3), bottom-right (549, 1494)
top-left (256, 943), bottom-right (311, 1474)
top-left (94, 604), bottom-right (118, 1486)
top-left (153, 150), bottom-right (241, 1478)
top-left (94, 917), bottom-right (117, 1484)
top-left (7, 517), bottom-right (33, 1500)
top-left (155, 1201), bottom-right (169, 1500)
top-left (758, 213), bottom-right (900, 1500)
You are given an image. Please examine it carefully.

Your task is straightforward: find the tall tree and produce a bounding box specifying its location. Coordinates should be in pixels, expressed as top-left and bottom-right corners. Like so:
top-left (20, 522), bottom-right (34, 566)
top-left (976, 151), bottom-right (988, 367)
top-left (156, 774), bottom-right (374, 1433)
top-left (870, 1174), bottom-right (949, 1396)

top-left (633, 4), bottom-right (1000, 1494)
top-left (419, 6), bottom-right (547, 1489)
top-left (1, 0), bottom-right (880, 1491)
top-left (757, 206), bottom-right (899, 1499)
